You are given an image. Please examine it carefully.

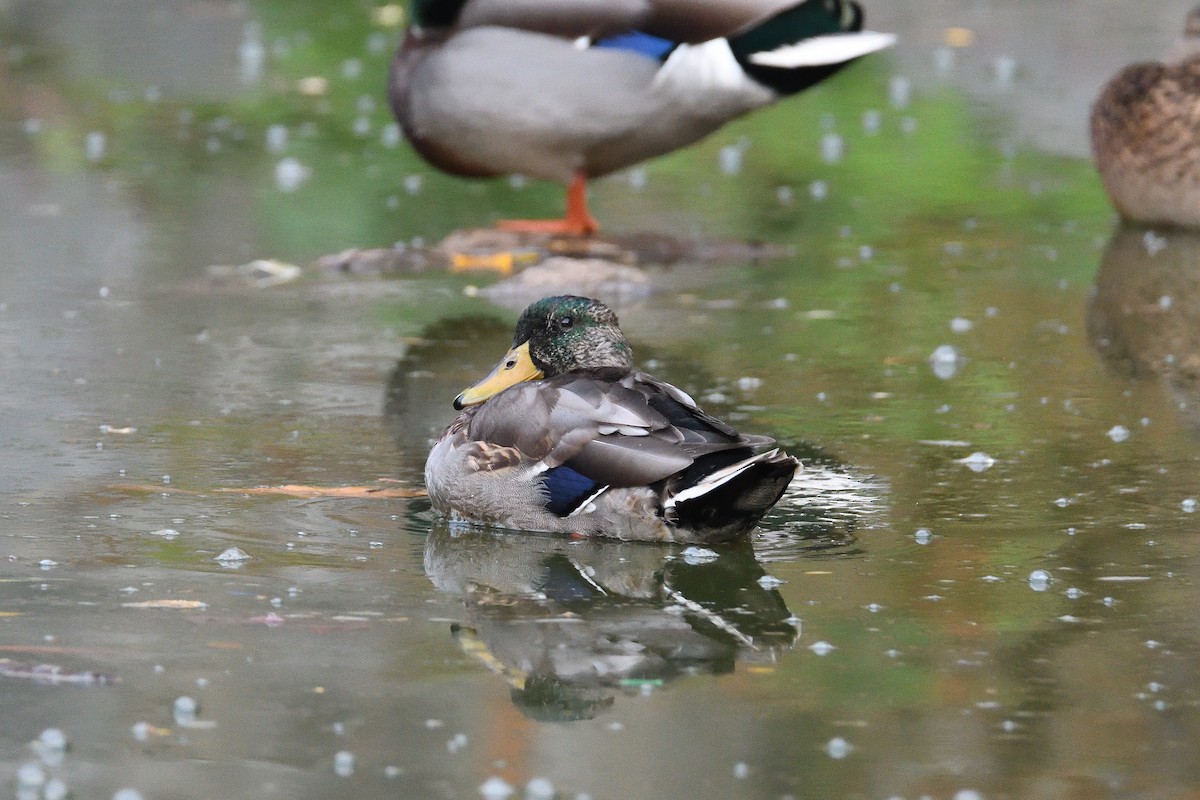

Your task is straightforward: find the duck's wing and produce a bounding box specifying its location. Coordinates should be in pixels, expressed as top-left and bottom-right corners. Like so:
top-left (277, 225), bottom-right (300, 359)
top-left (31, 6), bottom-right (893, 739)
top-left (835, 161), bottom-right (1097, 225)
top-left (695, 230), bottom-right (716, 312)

top-left (467, 370), bottom-right (761, 489)
top-left (457, 0), bottom-right (799, 43)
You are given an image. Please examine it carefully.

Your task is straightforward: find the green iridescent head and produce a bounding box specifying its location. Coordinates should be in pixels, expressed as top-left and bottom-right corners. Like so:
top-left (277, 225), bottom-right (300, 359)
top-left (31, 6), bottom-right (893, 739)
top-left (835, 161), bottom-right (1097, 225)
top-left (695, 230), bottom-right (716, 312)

top-left (453, 296), bottom-right (632, 409)
top-left (513, 296), bottom-right (633, 376)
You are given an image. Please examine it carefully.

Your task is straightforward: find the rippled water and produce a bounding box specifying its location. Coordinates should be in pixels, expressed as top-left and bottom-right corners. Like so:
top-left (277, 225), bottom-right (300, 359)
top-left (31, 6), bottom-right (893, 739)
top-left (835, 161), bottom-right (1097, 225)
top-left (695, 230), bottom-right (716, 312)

top-left (4, 2), bottom-right (1200, 799)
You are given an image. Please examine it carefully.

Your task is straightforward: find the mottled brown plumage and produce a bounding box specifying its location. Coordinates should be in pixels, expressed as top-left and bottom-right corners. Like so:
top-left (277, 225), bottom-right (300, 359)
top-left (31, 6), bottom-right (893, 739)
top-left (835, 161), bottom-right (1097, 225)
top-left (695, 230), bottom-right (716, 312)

top-left (1090, 7), bottom-right (1200, 228)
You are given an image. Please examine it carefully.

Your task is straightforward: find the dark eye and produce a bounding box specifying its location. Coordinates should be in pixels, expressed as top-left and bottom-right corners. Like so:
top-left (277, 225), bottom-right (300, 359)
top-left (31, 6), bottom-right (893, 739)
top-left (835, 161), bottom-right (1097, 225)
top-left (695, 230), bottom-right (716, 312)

top-left (557, 316), bottom-right (573, 330)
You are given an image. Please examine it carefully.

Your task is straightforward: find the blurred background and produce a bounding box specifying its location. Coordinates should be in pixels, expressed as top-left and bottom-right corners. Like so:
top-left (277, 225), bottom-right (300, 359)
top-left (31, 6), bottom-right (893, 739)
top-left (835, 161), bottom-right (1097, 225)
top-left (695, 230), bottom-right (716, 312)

top-left (4, 3), bottom-right (1200, 800)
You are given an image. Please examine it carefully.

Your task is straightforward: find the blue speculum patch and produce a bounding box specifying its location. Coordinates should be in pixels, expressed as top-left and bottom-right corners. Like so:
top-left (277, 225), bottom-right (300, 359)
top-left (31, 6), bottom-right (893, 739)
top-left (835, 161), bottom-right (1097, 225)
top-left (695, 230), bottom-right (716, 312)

top-left (593, 31), bottom-right (676, 61)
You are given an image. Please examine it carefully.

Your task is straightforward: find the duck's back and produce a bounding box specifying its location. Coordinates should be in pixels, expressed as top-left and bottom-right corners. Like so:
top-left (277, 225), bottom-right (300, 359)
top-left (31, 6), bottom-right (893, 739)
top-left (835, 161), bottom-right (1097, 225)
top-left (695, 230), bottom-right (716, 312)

top-left (1091, 57), bottom-right (1200, 228)
top-left (427, 369), bottom-right (797, 542)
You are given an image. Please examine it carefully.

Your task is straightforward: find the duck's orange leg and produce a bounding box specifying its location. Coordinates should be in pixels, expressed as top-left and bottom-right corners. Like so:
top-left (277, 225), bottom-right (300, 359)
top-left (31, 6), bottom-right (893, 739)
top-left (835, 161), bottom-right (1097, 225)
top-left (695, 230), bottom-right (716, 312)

top-left (496, 172), bottom-right (599, 236)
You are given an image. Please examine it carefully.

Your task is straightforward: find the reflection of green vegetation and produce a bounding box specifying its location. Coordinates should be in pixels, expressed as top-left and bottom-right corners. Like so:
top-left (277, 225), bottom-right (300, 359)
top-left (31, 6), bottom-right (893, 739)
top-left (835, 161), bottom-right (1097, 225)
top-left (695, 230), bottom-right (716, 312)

top-left (6, 0), bottom-right (1153, 729)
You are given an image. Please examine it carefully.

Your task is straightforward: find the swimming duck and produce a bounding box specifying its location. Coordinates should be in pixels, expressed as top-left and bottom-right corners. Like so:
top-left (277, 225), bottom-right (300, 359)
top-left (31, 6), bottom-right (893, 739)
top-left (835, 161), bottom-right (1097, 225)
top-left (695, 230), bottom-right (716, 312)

top-left (388, 0), bottom-right (895, 234)
top-left (1090, 6), bottom-right (1200, 229)
top-left (424, 296), bottom-right (799, 542)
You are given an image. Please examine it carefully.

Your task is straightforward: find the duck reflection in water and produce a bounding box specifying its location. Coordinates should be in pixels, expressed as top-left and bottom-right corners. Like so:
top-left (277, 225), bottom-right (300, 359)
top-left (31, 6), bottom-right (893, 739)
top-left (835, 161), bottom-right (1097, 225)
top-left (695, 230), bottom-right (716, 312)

top-left (1088, 227), bottom-right (1200, 388)
top-left (423, 525), bottom-right (799, 721)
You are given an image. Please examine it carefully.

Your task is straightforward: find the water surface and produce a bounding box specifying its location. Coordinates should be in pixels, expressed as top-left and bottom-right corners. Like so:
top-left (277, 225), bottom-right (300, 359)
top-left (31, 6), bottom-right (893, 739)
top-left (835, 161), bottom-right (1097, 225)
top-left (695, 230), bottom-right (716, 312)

top-left (3, 3), bottom-right (1200, 799)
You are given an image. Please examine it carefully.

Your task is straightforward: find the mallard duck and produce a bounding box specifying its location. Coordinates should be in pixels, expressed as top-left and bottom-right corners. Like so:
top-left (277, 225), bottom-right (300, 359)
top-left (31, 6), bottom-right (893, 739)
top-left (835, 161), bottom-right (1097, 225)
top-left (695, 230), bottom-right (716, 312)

top-left (388, 0), bottom-right (895, 234)
top-left (424, 296), bottom-right (799, 542)
top-left (1090, 6), bottom-right (1200, 228)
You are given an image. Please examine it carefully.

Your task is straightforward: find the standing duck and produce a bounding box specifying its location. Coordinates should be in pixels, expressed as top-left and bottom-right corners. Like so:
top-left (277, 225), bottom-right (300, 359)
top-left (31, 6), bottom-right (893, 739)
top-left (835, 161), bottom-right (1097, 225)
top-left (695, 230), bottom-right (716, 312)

top-left (388, 0), bottom-right (895, 234)
top-left (424, 296), bottom-right (799, 542)
top-left (1090, 6), bottom-right (1200, 229)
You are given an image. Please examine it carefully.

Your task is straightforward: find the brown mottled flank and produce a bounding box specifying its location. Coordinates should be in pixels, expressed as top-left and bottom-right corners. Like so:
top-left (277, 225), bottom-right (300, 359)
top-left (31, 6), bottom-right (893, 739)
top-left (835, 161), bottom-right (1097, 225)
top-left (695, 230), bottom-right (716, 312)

top-left (1090, 12), bottom-right (1200, 228)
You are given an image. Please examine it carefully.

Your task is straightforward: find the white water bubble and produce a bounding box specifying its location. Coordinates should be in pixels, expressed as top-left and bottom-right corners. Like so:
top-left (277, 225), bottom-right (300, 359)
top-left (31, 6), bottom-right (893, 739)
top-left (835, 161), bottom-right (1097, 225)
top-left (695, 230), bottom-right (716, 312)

top-left (934, 46), bottom-right (955, 72)
top-left (265, 124), bottom-right (289, 153)
top-left (1028, 569), bottom-right (1052, 592)
top-left (732, 762), bottom-right (749, 779)
top-left (85, 131), bottom-right (107, 162)
top-left (1182, 498), bottom-right (1197, 513)
top-left (929, 344), bottom-right (962, 380)
top-left (820, 133), bottom-right (844, 164)
top-left (889, 75), bottom-right (911, 108)
top-left (809, 180), bottom-right (828, 201)
top-left (239, 22), bottom-right (265, 82)
top-left (957, 452), bottom-right (995, 472)
top-left (334, 750), bottom-right (355, 777)
top-left (381, 122), bottom-right (402, 148)
top-left (16, 762), bottom-right (45, 790)
top-left (480, 776), bottom-right (515, 800)
top-left (44, 778), bottom-right (69, 800)
top-left (825, 736), bottom-right (852, 759)
top-left (38, 728), bottom-right (66, 751)
top-left (862, 109), bottom-right (882, 134)
top-left (737, 376), bottom-right (763, 392)
top-left (173, 695), bottom-right (198, 724)
top-left (1107, 425), bottom-right (1130, 443)
top-left (950, 316), bottom-right (973, 333)
top-left (913, 528), bottom-right (932, 545)
top-left (808, 640), bottom-right (836, 655)
top-left (626, 167), bottom-right (647, 190)
top-left (1143, 230), bottom-right (1167, 256)
top-left (112, 790), bottom-right (145, 800)
top-left (214, 547), bottom-right (250, 566)
top-left (526, 777), bottom-right (555, 799)
top-left (275, 157), bottom-right (310, 192)
top-left (993, 55), bottom-right (1017, 86)
top-left (681, 546), bottom-right (719, 565)
top-left (718, 144), bottom-right (744, 175)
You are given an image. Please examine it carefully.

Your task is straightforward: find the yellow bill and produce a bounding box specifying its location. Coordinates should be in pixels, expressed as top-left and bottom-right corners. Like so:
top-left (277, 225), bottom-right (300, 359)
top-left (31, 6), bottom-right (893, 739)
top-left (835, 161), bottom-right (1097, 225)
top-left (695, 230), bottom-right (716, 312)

top-left (454, 341), bottom-right (543, 409)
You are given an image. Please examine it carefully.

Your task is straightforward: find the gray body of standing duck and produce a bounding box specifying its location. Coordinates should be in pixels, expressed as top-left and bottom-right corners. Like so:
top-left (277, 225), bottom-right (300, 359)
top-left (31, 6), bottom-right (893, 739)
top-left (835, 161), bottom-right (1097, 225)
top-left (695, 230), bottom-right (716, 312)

top-left (388, 0), bottom-right (895, 233)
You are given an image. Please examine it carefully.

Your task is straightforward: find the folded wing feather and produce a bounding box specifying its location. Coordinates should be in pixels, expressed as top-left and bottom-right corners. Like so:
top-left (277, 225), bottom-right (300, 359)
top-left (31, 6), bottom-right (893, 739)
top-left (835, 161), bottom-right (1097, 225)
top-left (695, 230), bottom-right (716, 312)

top-left (466, 371), bottom-right (764, 489)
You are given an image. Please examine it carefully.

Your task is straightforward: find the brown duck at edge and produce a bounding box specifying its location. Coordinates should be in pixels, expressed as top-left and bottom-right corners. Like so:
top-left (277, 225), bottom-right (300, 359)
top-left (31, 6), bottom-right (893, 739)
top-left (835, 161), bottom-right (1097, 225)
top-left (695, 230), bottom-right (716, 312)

top-left (1090, 6), bottom-right (1200, 229)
